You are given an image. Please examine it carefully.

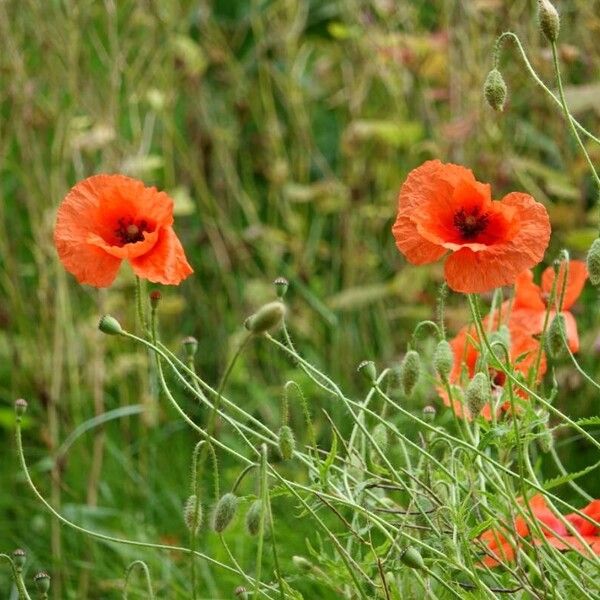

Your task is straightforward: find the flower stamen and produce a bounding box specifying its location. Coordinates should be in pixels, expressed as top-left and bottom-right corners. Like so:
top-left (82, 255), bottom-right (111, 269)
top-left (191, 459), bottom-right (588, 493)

top-left (115, 218), bottom-right (150, 245)
top-left (454, 208), bottom-right (489, 239)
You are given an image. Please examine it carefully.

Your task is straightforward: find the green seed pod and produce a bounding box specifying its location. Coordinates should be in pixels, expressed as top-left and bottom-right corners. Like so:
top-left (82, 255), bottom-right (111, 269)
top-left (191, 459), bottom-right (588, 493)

top-left (465, 372), bottom-right (491, 418)
top-left (12, 549), bottom-right (26, 571)
top-left (357, 360), bottom-right (377, 384)
top-left (98, 314), bottom-right (123, 336)
top-left (245, 499), bottom-right (263, 536)
top-left (244, 302), bottom-right (286, 334)
top-left (292, 556), bottom-right (313, 572)
top-left (545, 313), bottom-right (566, 358)
top-left (538, 428), bottom-right (554, 453)
top-left (586, 238), bottom-right (600, 286)
top-left (400, 546), bottom-right (425, 570)
top-left (15, 398), bottom-right (28, 418)
top-left (483, 68), bottom-right (507, 111)
top-left (422, 405), bottom-right (436, 423)
top-left (33, 572), bottom-right (51, 594)
top-left (278, 425), bottom-right (295, 460)
top-left (433, 340), bottom-right (454, 381)
top-left (212, 493), bottom-right (238, 533)
top-left (184, 494), bottom-right (203, 534)
top-left (399, 350), bottom-right (421, 396)
top-left (273, 277), bottom-right (289, 299)
top-left (538, 0), bottom-right (560, 42)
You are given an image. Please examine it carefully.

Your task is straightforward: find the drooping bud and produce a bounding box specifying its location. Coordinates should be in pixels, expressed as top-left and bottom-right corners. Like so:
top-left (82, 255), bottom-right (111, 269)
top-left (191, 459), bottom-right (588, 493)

top-left (244, 302), bottom-right (286, 334)
top-left (98, 314), bottom-right (123, 336)
top-left (182, 336), bottom-right (199, 358)
top-left (399, 350), bottom-right (421, 396)
top-left (538, 428), bottom-right (554, 453)
top-left (211, 493), bottom-right (238, 533)
top-left (12, 549), bottom-right (26, 571)
top-left (422, 405), bottom-right (436, 423)
top-left (400, 546), bottom-right (425, 570)
top-left (15, 398), bottom-right (28, 418)
top-left (273, 277), bottom-right (289, 299)
top-left (292, 556), bottom-right (313, 572)
top-left (149, 290), bottom-right (162, 310)
top-left (433, 340), bottom-right (454, 381)
top-left (586, 238), bottom-right (600, 286)
top-left (245, 499), bottom-right (263, 536)
top-left (184, 495), bottom-right (203, 534)
top-left (545, 313), bottom-right (566, 358)
top-left (357, 360), bottom-right (377, 384)
top-left (538, 0), bottom-right (560, 43)
top-left (483, 68), bottom-right (507, 111)
top-left (33, 572), bottom-right (51, 594)
top-left (278, 425), bottom-right (295, 460)
top-left (465, 372), bottom-right (491, 418)
top-left (235, 586), bottom-right (249, 599)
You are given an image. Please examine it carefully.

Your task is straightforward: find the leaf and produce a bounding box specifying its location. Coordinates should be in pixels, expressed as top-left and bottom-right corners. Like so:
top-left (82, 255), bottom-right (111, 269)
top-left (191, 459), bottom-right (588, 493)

top-left (574, 416), bottom-right (600, 427)
top-left (543, 460), bottom-right (600, 491)
top-left (469, 517), bottom-right (495, 540)
top-left (319, 430), bottom-right (338, 488)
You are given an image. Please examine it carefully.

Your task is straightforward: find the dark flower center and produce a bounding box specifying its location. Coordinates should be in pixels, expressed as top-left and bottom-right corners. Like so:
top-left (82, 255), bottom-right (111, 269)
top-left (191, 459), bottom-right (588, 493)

top-left (453, 208), bottom-right (489, 239)
top-left (115, 217), bottom-right (150, 245)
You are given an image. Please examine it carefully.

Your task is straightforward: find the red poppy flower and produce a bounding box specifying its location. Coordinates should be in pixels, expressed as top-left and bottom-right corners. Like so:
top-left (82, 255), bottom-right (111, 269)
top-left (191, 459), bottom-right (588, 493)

top-left (54, 175), bottom-right (193, 287)
top-left (509, 261), bottom-right (587, 352)
top-left (392, 160), bottom-right (551, 293)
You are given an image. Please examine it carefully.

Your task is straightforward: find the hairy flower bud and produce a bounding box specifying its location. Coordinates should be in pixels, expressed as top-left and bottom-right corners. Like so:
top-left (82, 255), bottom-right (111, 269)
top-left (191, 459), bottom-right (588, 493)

top-left (357, 360), bottom-right (377, 384)
top-left (483, 68), bottom-right (507, 111)
top-left (292, 555), bottom-right (313, 572)
top-left (545, 313), bottom-right (566, 358)
top-left (12, 549), bottom-right (26, 571)
top-left (400, 546), bottom-right (425, 570)
top-left (182, 336), bottom-right (199, 358)
top-left (538, 0), bottom-right (560, 42)
top-left (245, 499), bottom-right (263, 536)
top-left (98, 314), bottom-right (123, 336)
top-left (212, 493), bottom-right (238, 533)
top-left (244, 302), bottom-right (286, 334)
top-left (278, 425), bottom-right (295, 460)
top-left (15, 398), bottom-right (28, 418)
top-left (433, 340), bottom-right (454, 381)
top-left (399, 350), bottom-right (421, 396)
top-left (273, 277), bottom-right (289, 299)
top-left (587, 238), bottom-right (600, 286)
top-left (235, 586), bottom-right (249, 599)
top-left (33, 572), bottom-right (51, 594)
top-left (149, 290), bottom-right (161, 310)
top-left (538, 428), bottom-right (554, 453)
top-left (422, 405), bottom-right (436, 423)
top-left (184, 495), bottom-right (203, 534)
top-left (465, 372), bottom-right (491, 418)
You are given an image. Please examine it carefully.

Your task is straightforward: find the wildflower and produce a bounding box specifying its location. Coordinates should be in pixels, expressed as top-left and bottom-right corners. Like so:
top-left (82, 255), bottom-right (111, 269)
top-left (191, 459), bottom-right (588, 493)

top-left (510, 261), bottom-right (587, 352)
top-left (54, 175), bottom-right (193, 287)
top-left (392, 161), bottom-right (550, 293)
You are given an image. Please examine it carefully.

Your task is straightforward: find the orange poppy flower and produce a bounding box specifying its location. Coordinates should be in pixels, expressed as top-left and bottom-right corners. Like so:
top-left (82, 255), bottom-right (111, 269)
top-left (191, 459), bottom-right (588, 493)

top-left (392, 160), bottom-right (551, 293)
top-left (54, 175), bottom-right (193, 287)
top-left (509, 261), bottom-right (587, 352)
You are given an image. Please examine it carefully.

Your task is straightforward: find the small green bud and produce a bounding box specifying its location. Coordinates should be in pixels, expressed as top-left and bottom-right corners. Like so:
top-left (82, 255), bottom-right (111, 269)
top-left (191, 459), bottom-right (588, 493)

top-left (433, 340), bottom-right (454, 381)
top-left (357, 360), bottom-right (377, 384)
top-left (465, 372), bottom-right (491, 418)
top-left (98, 314), bottom-right (123, 336)
top-left (538, 0), bottom-right (560, 43)
top-left (212, 493), bottom-right (238, 533)
top-left (12, 549), bottom-right (26, 570)
top-left (244, 301), bottom-right (286, 334)
top-left (278, 425), bottom-right (295, 460)
top-left (422, 405), bottom-right (436, 423)
top-left (15, 398), bottom-right (28, 418)
top-left (235, 586), bottom-right (249, 599)
top-left (399, 350), bottom-right (421, 396)
top-left (245, 499), bottom-right (263, 536)
top-left (587, 238), bottom-right (600, 286)
top-left (184, 494), bottom-right (203, 534)
top-left (292, 555), bottom-right (313, 572)
top-left (273, 277), bottom-right (289, 298)
top-left (538, 428), bottom-right (554, 453)
top-left (483, 68), bottom-right (507, 111)
top-left (545, 313), bottom-right (566, 358)
top-left (149, 290), bottom-right (162, 310)
top-left (400, 546), bottom-right (425, 570)
top-left (182, 336), bottom-right (199, 358)
top-left (33, 572), bottom-right (51, 594)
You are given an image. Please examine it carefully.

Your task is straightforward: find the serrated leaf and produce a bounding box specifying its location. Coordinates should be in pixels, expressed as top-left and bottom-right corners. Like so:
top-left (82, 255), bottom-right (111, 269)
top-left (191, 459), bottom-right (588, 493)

top-left (543, 460), bottom-right (600, 491)
top-left (319, 431), bottom-right (338, 488)
top-left (469, 517), bottom-right (495, 540)
top-left (574, 416), bottom-right (600, 427)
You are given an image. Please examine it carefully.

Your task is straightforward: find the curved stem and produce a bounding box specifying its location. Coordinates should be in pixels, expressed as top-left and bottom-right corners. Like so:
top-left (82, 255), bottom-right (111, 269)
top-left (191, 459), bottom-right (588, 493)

top-left (123, 561), bottom-right (155, 600)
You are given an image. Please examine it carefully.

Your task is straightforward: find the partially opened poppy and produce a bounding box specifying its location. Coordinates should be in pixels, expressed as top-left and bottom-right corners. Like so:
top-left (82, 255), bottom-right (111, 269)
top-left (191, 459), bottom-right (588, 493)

top-left (392, 160), bottom-right (551, 293)
top-left (510, 261), bottom-right (587, 352)
top-left (54, 175), bottom-right (193, 287)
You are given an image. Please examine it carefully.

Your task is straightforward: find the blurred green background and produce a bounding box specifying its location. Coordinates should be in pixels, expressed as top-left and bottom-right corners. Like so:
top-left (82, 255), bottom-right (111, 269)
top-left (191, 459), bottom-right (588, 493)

top-left (1, 0), bottom-right (600, 597)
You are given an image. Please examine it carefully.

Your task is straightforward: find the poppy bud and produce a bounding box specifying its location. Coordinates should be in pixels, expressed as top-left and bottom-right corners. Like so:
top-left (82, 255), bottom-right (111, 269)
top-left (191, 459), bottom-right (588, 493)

top-left (98, 314), bottom-right (123, 336)
top-left (245, 499), bottom-right (263, 536)
top-left (33, 572), bottom-right (51, 594)
top-left (235, 586), bottom-right (249, 599)
top-left (538, 428), bottom-right (554, 453)
top-left (15, 398), bottom-right (28, 418)
top-left (273, 277), bottom-right (289, 299)
top-left (292, 556), bottom-right (313, 572)
top-left (433, 340), bottom-right (454, 381)
top-left (244, 302), bottom-right (286, 334)
top-left (538, 0), bottom-right (560, 43)
top-left (465, 372), bottom-right (491, 418)
top-left (545, 313), bottom-right (566, 358)
top-left (483, 68), bottom-right (507, 111)
top-left (399, 350), bottom-right (421, 396)
top-left (184, 494), bottom-right (202, 534)
top-left (587, 238), bottom-right (600, 286)
top-left (13, 549), bottom-right (26, 571)
top-left (422, 405), bottom-right (436, 423)
top-left (149, 290), bottom-right (161, 310)
top-left (278, 425), bottom-right (295, 460)
top-left (357, 360), bottom-right (377, 384)
top-left (400, 546), bottom-right (425, 570)
top-left (182, 336), bottom-right (199, 358)
top-left (211, 493), bottom-right (238, 533)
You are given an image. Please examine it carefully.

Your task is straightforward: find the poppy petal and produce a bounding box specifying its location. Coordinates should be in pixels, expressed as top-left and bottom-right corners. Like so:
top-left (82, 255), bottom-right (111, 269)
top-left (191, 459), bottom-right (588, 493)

top-left (513, 270), bottom-right (545, 311)
top-left (541, 260), bottom-right (587, 311)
